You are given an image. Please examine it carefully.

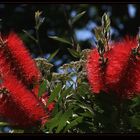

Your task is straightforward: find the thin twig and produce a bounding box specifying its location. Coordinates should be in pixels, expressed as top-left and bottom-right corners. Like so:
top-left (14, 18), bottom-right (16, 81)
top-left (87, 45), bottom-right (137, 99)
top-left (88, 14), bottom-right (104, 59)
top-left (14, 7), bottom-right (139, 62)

top-left (35, 27), bottom-right (44, 57)
top-left (62, 5), bottom-right (77, 50)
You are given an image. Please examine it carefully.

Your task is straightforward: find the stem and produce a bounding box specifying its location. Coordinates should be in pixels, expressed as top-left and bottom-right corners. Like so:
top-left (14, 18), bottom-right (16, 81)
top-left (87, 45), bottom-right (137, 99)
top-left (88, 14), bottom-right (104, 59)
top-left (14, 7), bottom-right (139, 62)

top-left (62, 5), bottom-right (77, 50)
top-left (35, 27), bottom-right (44, 57)
top-left (69, 21), bottom-right (77, 50)
top-left (105, 37), bottom-right (109, 51)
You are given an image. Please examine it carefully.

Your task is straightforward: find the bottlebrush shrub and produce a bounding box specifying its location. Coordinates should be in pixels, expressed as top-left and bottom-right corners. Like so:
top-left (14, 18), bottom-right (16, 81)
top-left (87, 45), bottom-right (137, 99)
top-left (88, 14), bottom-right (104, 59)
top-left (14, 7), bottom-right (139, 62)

top-left (86, 37), bottom-right (140, 98)
top-left (1, 12), bottom-right (140, 133)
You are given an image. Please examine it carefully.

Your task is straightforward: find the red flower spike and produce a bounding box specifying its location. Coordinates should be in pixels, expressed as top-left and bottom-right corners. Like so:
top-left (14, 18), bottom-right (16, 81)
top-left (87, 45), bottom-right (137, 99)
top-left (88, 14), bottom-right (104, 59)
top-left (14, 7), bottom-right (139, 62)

top-left (86, 49), bottom-right (106, 93)
top-left (6, 32), bottom-right (41, 86)
top-left (0, 92), bottom-right (36, 127)
top-left (86, 37), bottom-right (140, 98)
top-left (105, 39), bottom-right (136, 90)
top-left (2, 75), bottom-right (48, 127)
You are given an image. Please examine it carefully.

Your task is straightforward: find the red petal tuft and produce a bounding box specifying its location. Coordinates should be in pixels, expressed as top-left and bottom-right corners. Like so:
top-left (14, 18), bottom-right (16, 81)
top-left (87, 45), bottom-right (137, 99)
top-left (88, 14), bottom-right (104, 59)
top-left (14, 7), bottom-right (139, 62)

top-left (2, 75), bottom-right (48, 127)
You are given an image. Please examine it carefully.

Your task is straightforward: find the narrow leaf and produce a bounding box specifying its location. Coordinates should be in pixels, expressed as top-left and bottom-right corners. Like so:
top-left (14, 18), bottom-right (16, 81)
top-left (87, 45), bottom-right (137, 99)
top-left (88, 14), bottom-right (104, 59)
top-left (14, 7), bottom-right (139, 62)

top-left (38, 79), bottom-right (47, 97)
top-left (45, 111), bottom-right (63, 132)
top-left (102, 13), bottom-right (110, 31)
top-left (71, 11), bottom-right (86, 25)
top-left (47, 49), bottom-right (59, 62)
top-left (67, 48), bottom-right (80, 58)
top-left (12, 129), bottom-right (24, 133)
top-left (58, 86), bottom-right (72, 102)
top-left (0, 122), bottom-right (9, 126)
top-left (56, 109), bottom-right (73, 133)
top-left (49, 36), bottom-right (72, 45)
top-left (94, 27), bottom-right (103, 41)
top-left (130, 114), bottom-right (140, 130)
top-left (130, 96), bottom-right (140, 109)
top-left (63, 117), bottom-right (83, 132)
top-left (79, 112), bottom-right (93, 118)
top-left (47, 83), bottom-right (62, 104)
top-left (75, 102), bottom-right (94, 115)
top-left (22, 29), bottom-right (37, 43)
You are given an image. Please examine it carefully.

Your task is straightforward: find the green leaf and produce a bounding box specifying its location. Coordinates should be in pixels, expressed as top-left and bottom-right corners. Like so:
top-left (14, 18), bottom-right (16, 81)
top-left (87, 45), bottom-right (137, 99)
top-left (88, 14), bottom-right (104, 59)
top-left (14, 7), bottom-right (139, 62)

top-left (75, 102), bottom-right (94, 115)
top-left (47, 49), bottom-right (59, 62)
top-left (45, 111), bottom-right (63, 132)
top-left (51, 102), bottom-right (59, 116)
top-left (23, 29), bottom-right (37, 43)
top-left (12, 129), bottom-right (24, 133)
top-left (38, 79), bottom-right (47, 97)
top-left (130, 114), bottom-right (140, 130)
top-left (130, 96), bottom-right (140, 109)
top-left (94, 27), bottom-right (103, 41)
top-left (77, 83), bottom-right (90, 95)
top-left (79, 112), bottom-right (93, 118)
top-left (58, 86), bottom-right (72, 102)
top-left (71, 11), bottom-right (86, 25)
top-left (67, 48), bottom-right (80, 58)
top-left (63, 116), bottom-right (83, 132)
top-left (47, 83), bottom-right (62, 105)
top-left (76, 43), bottom-right (81, 53)
top-left (35, 10), bottom-right (42, 24)
top-left (35, 10), bottom-right (45, 30)
top-left (132, 96), bottom-right (140, 103)
top-left (56, 109), bottom-right (73, 133)
top-left (0, 122), bottom-right (9, 126)
top-left (102, 13), bottom-right (110, 31)
top-left (49, 36), bottom-right (72, 45)
top-left (102, 13), bottom-right (111, 35)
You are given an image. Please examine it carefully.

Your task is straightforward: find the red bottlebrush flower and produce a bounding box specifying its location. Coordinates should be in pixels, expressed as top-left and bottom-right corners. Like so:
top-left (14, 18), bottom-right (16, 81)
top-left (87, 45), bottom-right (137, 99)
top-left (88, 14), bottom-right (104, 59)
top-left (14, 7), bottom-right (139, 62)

top-left (1, 75), bottom-right (48, 127)
top-left (3, 32), bottom-right (40, 87)
top-left (0, 87), bottom-right (39, 127)
top-left (86, 49), bottom-right (106, 93)
top-left (86, 37), bottom-right (139, 98)
top-left (105, 39), bottom-right (137, 95)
